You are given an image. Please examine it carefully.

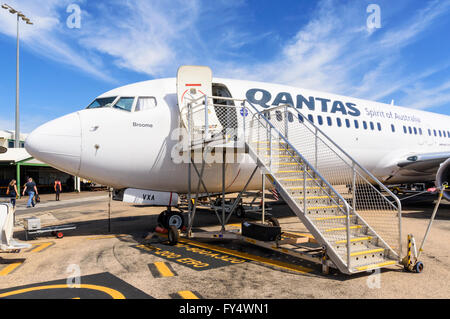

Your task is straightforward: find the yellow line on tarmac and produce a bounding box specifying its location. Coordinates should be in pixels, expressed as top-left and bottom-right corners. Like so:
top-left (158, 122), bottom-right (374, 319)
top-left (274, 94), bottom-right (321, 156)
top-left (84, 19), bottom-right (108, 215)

top-left (87, 234), bottom-right (128, 240)
top-left (0, 284), bottom-right (125, 299)
top-left (178, 290), bottom-right (199, 299)
top-left (153, 262), bottom-right (175, 277)
top-left (178, 237), bottom-right (313, 274)
top-left (30, 242), bottom-right (53, 253)
top-left (0, 262), bottom-right (23, 276)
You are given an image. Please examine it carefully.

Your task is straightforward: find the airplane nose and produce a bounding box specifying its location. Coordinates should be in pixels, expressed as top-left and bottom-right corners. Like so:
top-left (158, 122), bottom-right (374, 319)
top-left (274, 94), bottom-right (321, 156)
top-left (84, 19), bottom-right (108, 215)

top-left (25, 112), bottom-right (82, 175)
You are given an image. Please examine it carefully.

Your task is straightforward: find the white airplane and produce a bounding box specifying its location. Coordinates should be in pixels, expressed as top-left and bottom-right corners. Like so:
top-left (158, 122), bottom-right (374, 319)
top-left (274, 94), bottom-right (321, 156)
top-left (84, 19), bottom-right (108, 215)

top-left (24, 67), bottom-right (450, 212)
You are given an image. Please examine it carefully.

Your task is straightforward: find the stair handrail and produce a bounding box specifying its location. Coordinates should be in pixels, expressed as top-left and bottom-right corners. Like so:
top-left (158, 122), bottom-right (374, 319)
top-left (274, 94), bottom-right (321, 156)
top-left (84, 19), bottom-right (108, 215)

top-left (250, 103), bottom-right (403, 256)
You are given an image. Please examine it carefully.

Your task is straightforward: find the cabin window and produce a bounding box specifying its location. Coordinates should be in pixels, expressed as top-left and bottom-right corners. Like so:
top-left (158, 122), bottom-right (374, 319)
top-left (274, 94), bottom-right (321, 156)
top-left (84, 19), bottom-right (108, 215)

top-left (439, 130), bottom-right (442, 137)
top-left (307, 114), bottom-right (314, 123)
top-left (363, 121), bottom-right (367, 130)
top-left (327, 117), bottom-right (332, 126)
top-left (419, 128), bottom-right (422, 135)
top-left (377, 123), bottom-right (381, 131)
top-left (286, 112), bottom-right (293, 122)
top-left (317, 115), bottom-right (323, 125)
top-left (413, 127), bottom-right (417, 135)
top-left (114, 97), bottom-right (134, 112)
top-left (135, 97), bottom-right (157, 111)
top-left (428, 129), bottom-right (431, 136)
top-left (408, 127), bottom-right (412, 134)
top-left (433, 130), bottom-right (437, 136)
top-left (370, 122), bottom-right (374, 130)
top-left (298, 114), bottom-right (304, 123)
top-left (337, 118), bottom-right (342, 127)
top-left (345, 119), bottom-right (350, 128)
top-left (87, 96), bottom-right (117, 109)
top-left (354, 120), bottom-right (359, 129)
top-left (391, 124), bottom-right (395, 132)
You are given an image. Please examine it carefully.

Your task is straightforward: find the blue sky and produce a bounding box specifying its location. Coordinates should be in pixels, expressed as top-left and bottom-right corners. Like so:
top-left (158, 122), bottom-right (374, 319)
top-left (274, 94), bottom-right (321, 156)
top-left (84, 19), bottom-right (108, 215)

top-left (0, 0), bottom-right (449, 133)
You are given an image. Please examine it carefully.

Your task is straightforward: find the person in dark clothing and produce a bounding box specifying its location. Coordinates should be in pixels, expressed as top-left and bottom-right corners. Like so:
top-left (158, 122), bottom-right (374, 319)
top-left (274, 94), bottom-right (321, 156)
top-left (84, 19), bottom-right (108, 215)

top-left (54, 178), bottom-right (62, 201)
top-left (6, 179), bottom-right (18, 208)
top-left (22, 177), bottom-right (38, 208)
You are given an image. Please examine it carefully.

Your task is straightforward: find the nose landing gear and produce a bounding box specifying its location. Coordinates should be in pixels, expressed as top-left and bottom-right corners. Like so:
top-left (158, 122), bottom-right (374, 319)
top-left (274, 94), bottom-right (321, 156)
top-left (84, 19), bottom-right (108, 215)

top-left (157, 209), bottom-right (185, 230)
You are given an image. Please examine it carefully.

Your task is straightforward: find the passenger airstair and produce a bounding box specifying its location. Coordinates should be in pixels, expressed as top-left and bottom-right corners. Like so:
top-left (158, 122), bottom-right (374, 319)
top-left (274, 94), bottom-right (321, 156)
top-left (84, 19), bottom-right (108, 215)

top-left (177, 66), bottom-right (403, 275)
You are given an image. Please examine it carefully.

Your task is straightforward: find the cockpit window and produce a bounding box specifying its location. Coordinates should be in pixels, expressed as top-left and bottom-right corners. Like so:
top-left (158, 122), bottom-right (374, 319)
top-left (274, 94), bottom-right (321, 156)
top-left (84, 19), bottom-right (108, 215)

top-left (135, 97), bottom-right (157, 111)
top-left (87, 97), bottom-right (117, 109)
top-left (114, 97), bottom-right (134, 112)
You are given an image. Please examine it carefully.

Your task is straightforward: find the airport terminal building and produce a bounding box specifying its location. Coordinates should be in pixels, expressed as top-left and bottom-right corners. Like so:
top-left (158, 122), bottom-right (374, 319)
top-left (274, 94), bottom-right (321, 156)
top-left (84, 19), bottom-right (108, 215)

top-left (0, 130), bottom-right (81, 196)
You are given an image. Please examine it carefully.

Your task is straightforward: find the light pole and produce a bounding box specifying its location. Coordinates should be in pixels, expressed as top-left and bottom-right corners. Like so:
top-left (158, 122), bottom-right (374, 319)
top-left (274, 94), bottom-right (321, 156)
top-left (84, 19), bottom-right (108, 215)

top-left (1, 3), bottom-right (33, 148)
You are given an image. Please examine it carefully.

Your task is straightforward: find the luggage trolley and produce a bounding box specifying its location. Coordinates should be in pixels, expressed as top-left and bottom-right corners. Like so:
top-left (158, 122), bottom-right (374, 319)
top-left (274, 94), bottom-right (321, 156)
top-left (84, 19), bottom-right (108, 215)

top-left (24, 217), bottom-right (76, 240)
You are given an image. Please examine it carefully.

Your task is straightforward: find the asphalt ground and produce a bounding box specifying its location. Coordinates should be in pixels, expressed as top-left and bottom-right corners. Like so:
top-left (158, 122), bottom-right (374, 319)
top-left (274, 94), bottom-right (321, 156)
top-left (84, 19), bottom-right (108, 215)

top-left (0, 191), bottom-right (449, 299)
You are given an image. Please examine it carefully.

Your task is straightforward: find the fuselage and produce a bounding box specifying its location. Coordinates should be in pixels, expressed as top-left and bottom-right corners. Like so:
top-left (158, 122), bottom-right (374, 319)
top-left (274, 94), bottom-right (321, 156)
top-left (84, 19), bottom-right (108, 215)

top-left (25, 77), bottom-right (450, 193)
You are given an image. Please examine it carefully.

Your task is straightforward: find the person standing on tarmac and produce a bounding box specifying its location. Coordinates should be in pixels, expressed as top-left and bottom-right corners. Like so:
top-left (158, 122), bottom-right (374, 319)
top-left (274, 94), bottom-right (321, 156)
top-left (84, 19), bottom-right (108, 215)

top-left (54, 178), bottom-right (62, 201)
top-left (22, 177), bottom-right (38, 208)
top-left (6, 179), bottom-right (18, 208)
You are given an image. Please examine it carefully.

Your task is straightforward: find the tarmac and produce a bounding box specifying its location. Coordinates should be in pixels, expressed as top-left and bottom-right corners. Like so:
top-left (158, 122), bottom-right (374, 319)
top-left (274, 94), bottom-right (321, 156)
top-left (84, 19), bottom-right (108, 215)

top-left (0, 191), bottom-right (449, 299)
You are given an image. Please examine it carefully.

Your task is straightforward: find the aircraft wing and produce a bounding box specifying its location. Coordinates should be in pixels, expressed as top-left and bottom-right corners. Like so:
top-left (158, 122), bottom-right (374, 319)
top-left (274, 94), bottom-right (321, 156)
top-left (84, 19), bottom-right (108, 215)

top-left (396, 151), bottom-right (450, 175)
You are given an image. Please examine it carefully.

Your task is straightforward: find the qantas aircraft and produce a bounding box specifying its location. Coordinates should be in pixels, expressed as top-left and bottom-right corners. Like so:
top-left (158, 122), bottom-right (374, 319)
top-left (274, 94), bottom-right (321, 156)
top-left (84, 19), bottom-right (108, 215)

top-left (24, 67), bottom-right (450, 210)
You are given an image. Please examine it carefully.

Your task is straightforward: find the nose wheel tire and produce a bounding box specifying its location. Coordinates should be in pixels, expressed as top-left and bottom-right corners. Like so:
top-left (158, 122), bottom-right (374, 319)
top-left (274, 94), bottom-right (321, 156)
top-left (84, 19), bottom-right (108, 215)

top-left (158, 210), bottom-right (185, 230)
top-left (168, 226), bottom-right (179, 245)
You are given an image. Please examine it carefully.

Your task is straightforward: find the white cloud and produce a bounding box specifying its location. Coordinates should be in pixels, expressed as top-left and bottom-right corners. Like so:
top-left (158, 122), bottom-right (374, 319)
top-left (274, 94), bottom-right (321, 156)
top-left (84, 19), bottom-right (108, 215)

top-left (0, 0), bottom-right (111, 82)
top-left (1, 0), bottom-right (449, 112)
top-left (213, 0), bottom-right (450, 111)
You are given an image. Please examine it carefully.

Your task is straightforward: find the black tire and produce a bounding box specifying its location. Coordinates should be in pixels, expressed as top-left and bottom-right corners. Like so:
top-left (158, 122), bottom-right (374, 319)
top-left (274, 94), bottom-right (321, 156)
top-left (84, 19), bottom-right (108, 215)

top-left (235, 206), bottom-right (245, 218)
top-left (168, 226), bottom-right (179, 245)
top-left (166, 211), bottom-right (185, 230)
top-left (157, 210), bottom-right (168, 228)
top-left (158, 210), bottom-right (185, 229)
top-left (414, 261), bottom-right (424, 273)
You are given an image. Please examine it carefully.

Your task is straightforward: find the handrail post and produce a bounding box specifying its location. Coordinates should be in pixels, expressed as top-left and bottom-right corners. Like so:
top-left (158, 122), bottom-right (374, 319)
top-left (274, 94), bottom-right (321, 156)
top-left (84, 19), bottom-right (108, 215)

top-left (314, 127), bottom-right (318, 176)
top-left (269, 127), bottom-right (272, 171)
top-left (204, 95), bottom-right (209, 140)
top-left (303, 166), bottom-right (307, 214)
top-left (262, 173), bottom-right (265, 224)
top-left (284, 104), bottom-right (288, 139)
top-left (346, 203), bottom-right (351, 270)
top-left (352, 162), bottom-right (356, 214)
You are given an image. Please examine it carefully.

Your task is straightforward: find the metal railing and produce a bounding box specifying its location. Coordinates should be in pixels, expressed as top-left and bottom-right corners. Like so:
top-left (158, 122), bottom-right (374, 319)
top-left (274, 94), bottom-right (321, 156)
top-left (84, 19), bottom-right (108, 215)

top-left (262, 104), bottom-right (402, 258)
top-left (179, 94), bottom-right (403, 270)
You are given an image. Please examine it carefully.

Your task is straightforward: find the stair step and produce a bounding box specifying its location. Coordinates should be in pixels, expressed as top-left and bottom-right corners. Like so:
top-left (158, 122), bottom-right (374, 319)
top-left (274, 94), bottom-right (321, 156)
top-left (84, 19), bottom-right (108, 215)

top-left (324, 225), bottom-right (363, 232)
top-left (315, 215), bottom-right (354, 221)
top-left (307, 205), bottom-right (343, 210)
top-left (264, 155), bottom-right (299, 158)
top-left (276, 170), bottom-right (310, 173)
top-left (256, 148), bottom-right (290, 151)
top-left (335, 236), bottom-right (372, 244)
top-left (350, 248), bottom-right (384, 257)
top-left (279, 178), bottom-right (319, 182)
top-left (297, 195), bottom-right (336, 200)
top-left (354, 260), bottom-right (397, 272)
top-left (288, 186), bottom-right (322, 190)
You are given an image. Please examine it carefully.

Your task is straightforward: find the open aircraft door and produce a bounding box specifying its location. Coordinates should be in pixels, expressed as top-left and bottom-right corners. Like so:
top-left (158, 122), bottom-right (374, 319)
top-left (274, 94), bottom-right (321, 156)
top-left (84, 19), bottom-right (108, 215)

top-left (177, 65), bottom-right (223, 141)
